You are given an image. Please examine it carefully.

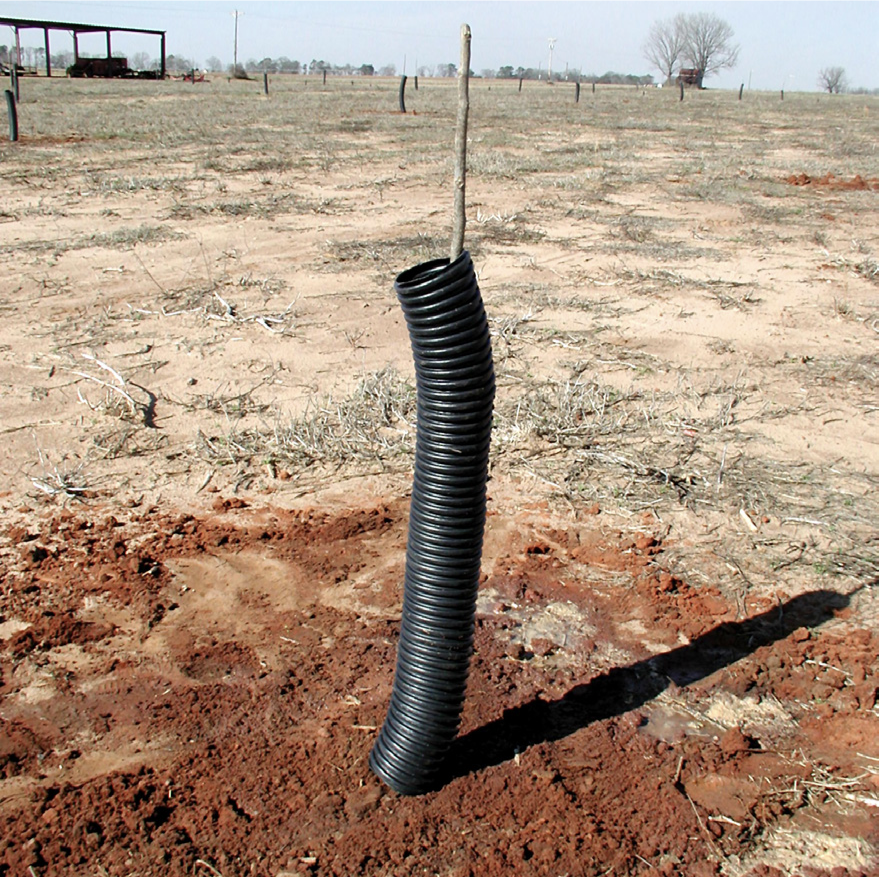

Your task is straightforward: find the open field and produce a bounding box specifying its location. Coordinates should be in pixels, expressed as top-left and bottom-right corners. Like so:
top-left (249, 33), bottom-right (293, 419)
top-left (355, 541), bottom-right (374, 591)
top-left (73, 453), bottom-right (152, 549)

top-left (0, 74), bottom-right (877, 876)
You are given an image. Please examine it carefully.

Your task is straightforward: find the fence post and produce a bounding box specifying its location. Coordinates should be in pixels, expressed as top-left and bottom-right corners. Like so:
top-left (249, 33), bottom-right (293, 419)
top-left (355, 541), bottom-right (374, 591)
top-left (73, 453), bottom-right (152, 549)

top-left (5, 89), bottom-right (18, 141)
top-left (592, 80), bottom-right (595, 94)
top-left (780, 89), bottom-right (784, 100)
top-left (575, 80), bottom-right (580, 103)
top-left (263, 72), bottom-right (269, 95)
top-left (679, 79), bottom-right (684, 101)
top-left (738, 83), bottom-right (744, 100)
top-left (414, 75), bottom-right (418, 91)
top-left (399, 74), bottom-right (407, 112)
top-left (322, 69), bottom-right (327, 85)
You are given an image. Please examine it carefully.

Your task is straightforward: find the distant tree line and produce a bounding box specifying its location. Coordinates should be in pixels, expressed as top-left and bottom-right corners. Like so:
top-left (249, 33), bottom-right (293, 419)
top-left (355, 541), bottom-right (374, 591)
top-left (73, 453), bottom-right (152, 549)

top-left (230, 57), bottom-right (388, 76)
top-left (2, 42), bottom-right (877, 94)
top-left (491, 66), bottom-right (654, 85)
top-left (203, 57), bottom-right (396, 77)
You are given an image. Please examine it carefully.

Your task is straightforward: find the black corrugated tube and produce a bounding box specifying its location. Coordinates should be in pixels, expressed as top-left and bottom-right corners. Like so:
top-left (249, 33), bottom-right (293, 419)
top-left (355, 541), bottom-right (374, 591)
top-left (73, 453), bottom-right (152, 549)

top-left (369, 250), bottom-right (495, 796)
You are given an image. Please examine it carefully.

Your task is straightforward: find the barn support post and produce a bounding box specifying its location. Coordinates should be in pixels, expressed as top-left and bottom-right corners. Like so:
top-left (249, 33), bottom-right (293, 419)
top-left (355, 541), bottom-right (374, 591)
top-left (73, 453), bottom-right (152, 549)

top-left (5, 89), bottom-right (18, 141)
top-left (44, 28), bottom-right (51, 76)
top-left (72, 30), bottom-right (79, 63)
top-left (105, 30), bottom-right (112, 77)
top-left (160, 33), bottom-right (166, 79)
top-left (10, 65), bottom-right (18, 102)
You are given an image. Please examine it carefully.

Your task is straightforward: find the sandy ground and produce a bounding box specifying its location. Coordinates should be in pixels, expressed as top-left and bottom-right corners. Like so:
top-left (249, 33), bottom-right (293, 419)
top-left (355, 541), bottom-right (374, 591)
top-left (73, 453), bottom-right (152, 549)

top-left (0, 75), bottom-right (877, 876)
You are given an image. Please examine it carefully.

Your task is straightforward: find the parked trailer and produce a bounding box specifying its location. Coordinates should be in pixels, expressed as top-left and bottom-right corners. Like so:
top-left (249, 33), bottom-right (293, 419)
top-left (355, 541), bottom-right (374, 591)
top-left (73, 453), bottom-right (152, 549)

top-left (66, 56), bottom-right (133, 78)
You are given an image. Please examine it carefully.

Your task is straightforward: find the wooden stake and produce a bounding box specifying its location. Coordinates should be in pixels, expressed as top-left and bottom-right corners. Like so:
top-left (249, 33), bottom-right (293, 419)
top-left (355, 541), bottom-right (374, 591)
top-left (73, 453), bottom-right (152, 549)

top-left (450, 24), bottom-right (471, 263)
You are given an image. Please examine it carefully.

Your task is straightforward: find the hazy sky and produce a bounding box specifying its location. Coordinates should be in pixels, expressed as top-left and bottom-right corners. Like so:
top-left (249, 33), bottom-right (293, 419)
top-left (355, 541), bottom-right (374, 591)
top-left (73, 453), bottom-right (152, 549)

top-left (3, 1), bottom-right (878, 91)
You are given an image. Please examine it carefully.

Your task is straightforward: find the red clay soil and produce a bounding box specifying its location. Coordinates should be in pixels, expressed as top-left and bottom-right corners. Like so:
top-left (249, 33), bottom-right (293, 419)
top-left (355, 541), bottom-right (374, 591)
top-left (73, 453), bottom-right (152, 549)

top-left (786, 173), bottom-right (880, 191)
top-left (0, 499), bottom-right (877, 877)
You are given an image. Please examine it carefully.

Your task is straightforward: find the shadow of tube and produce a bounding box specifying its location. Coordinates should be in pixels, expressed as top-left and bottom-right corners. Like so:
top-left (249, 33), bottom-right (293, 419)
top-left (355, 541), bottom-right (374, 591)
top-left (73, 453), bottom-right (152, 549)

top-left (446, 589), bottom-right (852, 783)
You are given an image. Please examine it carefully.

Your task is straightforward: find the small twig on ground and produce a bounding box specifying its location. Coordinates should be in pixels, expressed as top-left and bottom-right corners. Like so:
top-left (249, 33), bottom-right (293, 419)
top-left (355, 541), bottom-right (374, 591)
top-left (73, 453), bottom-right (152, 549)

top-left (673, 756), bottom-right (685, 786)
top-left (133, 250), bottom-right (166, 294)
top-left (196, 469), bottom-right (215, 493)
top-left (71, 370), bottom-right (139, 411)
top-left (716, 443), bottom-right (727, 487)
top-left (213, 290), bottom-right (236, 317)
top-left (81, 352), bottom-right (126, 387)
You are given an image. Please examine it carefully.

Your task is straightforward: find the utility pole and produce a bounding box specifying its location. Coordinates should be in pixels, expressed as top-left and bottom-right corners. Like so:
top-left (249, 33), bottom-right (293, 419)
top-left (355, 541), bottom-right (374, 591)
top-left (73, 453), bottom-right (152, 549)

top-left (232, 10), bottom-right (242, 70)
top-left (547, 37), bottom-right (556, 82)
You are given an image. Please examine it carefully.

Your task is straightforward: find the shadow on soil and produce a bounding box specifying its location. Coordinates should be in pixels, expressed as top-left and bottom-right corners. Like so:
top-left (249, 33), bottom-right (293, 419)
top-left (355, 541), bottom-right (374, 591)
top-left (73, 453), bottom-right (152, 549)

top-left (448, 589), bottom-right (852, 782)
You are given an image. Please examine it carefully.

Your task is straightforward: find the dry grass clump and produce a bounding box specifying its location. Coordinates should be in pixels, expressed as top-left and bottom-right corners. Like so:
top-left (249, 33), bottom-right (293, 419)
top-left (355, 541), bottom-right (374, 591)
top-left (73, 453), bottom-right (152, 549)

top-left (321, 234), bottom-right (462, 272)
top-left (194, 367), bottom-right (416, 472)
top-left (127, 277), bottom-right (297, 335)
top-left (168, 192), bottom-right (344, 221)
top-left (489, 362), bottom-right (876, 586)
top-left (493, 376), bottom-right (645, 451)
top-left (0, 224), bottom-right (184, 256)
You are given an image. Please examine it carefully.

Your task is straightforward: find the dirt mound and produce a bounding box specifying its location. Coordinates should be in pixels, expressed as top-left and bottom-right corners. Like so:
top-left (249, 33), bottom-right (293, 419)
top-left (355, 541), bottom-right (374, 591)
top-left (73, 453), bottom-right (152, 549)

top-left (786, 173), bottom-right (880, 191)
top-left (0, 500), bottom-right (876, 876)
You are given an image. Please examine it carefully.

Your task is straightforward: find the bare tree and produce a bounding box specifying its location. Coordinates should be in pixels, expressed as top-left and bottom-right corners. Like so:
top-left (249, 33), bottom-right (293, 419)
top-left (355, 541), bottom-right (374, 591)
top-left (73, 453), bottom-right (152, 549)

top-left (642, 14), bottom-right (687, 85)
top-left (51, 50), bottom-right (73, 69)
top-left (818, 66), bottom-right (847, 94)
top-left (681, 12), bottom-right (739, 88)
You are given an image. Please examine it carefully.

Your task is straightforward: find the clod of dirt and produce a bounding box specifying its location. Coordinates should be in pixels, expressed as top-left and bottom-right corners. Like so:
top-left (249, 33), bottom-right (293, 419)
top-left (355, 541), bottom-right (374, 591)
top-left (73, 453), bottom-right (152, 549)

top-left (786, 172), bottom-right (880, 191)
top-left (718, 727), bottom-right (757, 755)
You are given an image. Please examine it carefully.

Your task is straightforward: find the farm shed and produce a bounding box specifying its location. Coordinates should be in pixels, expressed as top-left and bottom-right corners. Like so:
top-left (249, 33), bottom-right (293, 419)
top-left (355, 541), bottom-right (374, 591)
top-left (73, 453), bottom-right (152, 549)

top-left (0, 15), bottom-right (166, 78)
